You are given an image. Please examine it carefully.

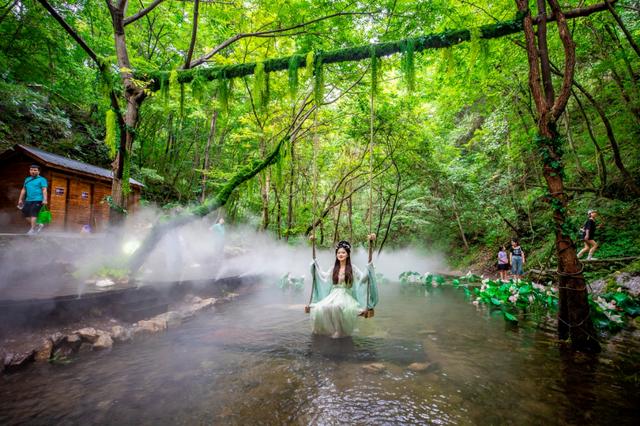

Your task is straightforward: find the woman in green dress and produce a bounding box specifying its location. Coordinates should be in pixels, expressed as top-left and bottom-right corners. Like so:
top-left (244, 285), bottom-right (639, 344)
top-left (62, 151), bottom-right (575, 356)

top-left (307, 235), bottom-right (378, 338)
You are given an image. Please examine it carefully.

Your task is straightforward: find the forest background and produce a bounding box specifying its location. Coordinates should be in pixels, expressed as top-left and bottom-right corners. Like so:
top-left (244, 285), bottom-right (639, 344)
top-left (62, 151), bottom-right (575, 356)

top-left (1, 0), bottom-right (638, 278)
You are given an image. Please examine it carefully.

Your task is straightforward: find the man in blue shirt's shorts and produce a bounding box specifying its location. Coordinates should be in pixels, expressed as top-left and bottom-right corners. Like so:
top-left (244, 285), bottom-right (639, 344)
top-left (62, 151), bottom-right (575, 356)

top-left (17, 164), bottom-right (48, 235)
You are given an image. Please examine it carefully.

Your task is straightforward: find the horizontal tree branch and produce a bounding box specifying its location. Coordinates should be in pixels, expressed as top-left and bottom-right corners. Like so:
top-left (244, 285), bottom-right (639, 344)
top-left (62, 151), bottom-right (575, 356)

top-left (188, 11), bottom-right (375, 68)
top-left (36, 0), bottom-right (101, 65)
top-left (124, 0), bottom-right (169, 26)
top-left (146, 1), bottom-right (612, 89)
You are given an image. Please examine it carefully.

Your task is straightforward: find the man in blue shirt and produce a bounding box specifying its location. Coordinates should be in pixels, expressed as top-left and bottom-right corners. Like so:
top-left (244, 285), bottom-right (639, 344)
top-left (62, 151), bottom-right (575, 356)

top-left (17, 164), bottom-right (48, 235)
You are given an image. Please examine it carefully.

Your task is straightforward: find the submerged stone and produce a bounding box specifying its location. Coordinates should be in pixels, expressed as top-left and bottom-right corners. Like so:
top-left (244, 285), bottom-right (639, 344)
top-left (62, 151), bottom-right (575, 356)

top-left (362, 362), bottom-right (386, 373)
top-left (407, 362), bottom-right (431, 372)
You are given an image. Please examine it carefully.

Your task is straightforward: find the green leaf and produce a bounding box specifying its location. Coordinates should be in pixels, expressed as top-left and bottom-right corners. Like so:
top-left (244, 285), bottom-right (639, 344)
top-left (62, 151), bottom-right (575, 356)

top-left (503, 311), bottom-right (518, 323)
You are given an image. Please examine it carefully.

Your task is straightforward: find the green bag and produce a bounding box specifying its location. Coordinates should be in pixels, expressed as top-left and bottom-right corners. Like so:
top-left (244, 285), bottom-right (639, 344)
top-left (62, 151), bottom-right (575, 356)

top-left (36, 205), bottom-right (52, 225)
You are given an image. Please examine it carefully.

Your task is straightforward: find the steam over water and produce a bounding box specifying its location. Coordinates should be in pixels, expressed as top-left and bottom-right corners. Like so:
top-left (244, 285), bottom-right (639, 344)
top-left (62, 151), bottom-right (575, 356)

top-left (1, 282), bottom-right (638, 425)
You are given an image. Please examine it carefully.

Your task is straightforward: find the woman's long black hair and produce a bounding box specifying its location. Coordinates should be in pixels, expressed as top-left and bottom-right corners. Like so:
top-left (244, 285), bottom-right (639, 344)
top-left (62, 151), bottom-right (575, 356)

top-left (332, 240), bottom-right (353, 285)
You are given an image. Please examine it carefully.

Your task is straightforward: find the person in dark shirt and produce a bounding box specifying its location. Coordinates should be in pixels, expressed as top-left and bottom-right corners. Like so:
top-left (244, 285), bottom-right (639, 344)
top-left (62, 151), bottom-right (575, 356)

top-left (17, 164), bottom-right (48, 235)
top-left (509, 239), bottom-right (525, 281)
top-left (578, 210), bottom-right (599, 260)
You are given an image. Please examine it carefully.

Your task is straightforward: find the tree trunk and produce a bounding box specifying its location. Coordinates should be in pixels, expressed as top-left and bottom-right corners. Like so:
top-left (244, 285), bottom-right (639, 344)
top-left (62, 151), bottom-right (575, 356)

top-left (587, 21), bottom-right (640, 123)
top-left (261, 171), bottom-right (270, 230)
top-left (603, 23), bottom-right (638, 87)
top-left (108, 2), bottom-right (147, 223)
top-left (555, 69), bottom-right (640, 195)
top-left (274, 184), bottom-right (282, 239)
top-left (286, 136), bottom-right (296, 241)
top-left (575, 81), bottom-right (639, 194)
top-left (201, 110), bottom-right (218, 202)
top-left (563, 110), bottom-right (589, 180)
top-left (516, 0), bottom-right (600, 352)
top-left (571, 92), bottom-right (607, 192)
top-left (452, 199), bottom-right (469, 251)
top-left (332, 189), bottom-right (345, 245)
top-left (605, 0), bottom-right (640, 58)
top-left (347, 192), bottom-right (353, 242)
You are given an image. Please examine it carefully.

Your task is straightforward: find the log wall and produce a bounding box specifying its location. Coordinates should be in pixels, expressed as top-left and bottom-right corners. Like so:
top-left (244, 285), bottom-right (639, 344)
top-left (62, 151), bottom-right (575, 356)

top-left (0, 151), bottom-right (141, 233)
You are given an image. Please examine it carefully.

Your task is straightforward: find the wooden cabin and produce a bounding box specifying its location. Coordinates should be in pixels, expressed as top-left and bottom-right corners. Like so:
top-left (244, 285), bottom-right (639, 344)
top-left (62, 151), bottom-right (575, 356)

top-left (0, 144), bottom-right (143, 232)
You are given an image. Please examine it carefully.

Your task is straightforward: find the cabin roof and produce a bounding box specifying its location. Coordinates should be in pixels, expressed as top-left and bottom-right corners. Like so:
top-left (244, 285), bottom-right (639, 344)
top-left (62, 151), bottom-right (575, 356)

top-left (1, 145), bottom-right (144, 188)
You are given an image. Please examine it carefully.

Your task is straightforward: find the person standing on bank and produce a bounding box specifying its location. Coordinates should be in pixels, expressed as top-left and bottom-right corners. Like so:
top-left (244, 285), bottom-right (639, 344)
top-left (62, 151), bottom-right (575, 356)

top-left (509, 239), bottom-right (525, 281)
top-left (497, 245), bottom-right (509, 281)
top-left (17, 165), bottom-right (48, 235)
top-left (578, 210), bottom-right (599, 261)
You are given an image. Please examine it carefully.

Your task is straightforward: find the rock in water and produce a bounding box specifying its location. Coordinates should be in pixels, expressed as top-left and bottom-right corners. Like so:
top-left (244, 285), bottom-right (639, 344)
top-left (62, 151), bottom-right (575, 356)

top-left (93, 334), bottom-right (113, 350)
top-left (110, 326), bottom-right (131, 343)
top-left (74, 327), bottom-right (101, 343)
top-left (34, 338), bottom-right (53, 362)
top-left (96, 278), bottom-right (115, 287)
top-left (407, 362), bottom-right (431, 372)
top-left (362, 362), bottom-right (386, 374)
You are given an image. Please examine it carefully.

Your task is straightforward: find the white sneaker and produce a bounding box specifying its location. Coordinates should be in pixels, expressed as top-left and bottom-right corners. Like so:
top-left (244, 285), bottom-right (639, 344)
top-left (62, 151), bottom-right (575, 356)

top-left (587, 256), bottom-right (597, 261)
top-left (35, 224), bottom-right (44, 233)
top-left (26, 229), bottom-right (35, 235)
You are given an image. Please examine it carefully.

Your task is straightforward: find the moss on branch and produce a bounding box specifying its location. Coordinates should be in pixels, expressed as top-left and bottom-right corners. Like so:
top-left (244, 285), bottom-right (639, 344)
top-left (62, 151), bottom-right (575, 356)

top-left (143, 17), bottom-right (525, 90)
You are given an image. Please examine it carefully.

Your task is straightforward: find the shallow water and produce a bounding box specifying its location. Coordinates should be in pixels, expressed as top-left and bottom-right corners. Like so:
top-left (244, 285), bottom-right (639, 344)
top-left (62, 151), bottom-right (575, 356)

top-left (1, 283), bottom-right (639, 425)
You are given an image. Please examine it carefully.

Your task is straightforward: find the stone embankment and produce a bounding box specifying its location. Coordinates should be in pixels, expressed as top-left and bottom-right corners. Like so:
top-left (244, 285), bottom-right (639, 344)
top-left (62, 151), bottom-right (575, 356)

top-left (1, 293), bottom-right (238, 374)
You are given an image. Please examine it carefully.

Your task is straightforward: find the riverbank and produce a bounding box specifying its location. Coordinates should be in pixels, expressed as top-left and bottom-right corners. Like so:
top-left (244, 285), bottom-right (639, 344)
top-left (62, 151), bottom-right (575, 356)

top-left (0, 277), bottom-right (261, 374)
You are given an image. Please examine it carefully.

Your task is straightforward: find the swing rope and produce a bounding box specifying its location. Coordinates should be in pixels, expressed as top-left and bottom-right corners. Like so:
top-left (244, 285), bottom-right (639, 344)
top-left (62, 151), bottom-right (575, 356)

top-left (305, 107), bottom-right (319, 314)
top-left (305, 58), bottom-right (376, 318)
top-left (365, 56), bottom-right (375, 319)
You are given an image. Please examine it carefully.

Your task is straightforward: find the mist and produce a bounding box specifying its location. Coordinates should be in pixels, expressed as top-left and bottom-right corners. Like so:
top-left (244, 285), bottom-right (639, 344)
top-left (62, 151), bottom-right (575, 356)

top-left (0, 205), bottom-right (448, 301)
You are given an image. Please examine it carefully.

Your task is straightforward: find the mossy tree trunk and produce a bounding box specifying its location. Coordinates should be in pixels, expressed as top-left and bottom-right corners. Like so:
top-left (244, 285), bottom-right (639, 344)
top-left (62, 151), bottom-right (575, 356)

top-left (107, 1), bottom-right (148, 224)
top-left (516, 0), bottom-right (600, 352)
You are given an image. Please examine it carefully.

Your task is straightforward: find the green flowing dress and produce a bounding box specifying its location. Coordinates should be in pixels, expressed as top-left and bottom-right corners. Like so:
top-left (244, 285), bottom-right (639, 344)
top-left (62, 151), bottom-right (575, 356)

top-left (309, 260), bottom-right (379, 338)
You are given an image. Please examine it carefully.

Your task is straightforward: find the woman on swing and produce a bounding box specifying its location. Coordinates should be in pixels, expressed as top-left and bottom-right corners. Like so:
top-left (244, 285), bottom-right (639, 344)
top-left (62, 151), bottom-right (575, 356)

top-left (305, 234), bottom-right (379, 338)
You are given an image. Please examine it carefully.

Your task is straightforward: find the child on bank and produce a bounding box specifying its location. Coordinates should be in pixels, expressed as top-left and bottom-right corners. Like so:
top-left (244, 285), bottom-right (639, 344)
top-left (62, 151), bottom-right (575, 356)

top-left (497, 245), bottom-right (509, 281)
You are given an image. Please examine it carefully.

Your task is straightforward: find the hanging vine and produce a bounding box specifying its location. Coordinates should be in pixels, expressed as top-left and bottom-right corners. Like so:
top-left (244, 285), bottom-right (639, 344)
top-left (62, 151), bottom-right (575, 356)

top-left (105, 109), bottom-right (117, 159)
top-left (146, 13), bottom-right (532, 89)
top-left (370, 46), bottom-right (379, 95)
top-left (159, 72), bottom-right (170, 104)
top-left (218, 77), bottom-right (232, 114)
top-left (191, 74), bottom-right (207, 104)
top-left (122, 150), bottom-right (131, 196)
top-left (314, 53), bottom-right (324, 105)
top-left (288, 54), bottom-right (303, 101)
top-left (305, 51), bottom-right (315, 80)
top-left (442, 47), bottom-right (455, 78)
top-left (400, 38), bottom-right (416, 92)
top-left (468, 28), bottom-right (482, 71)
top-left (253, 61), bottom-right (267, 109)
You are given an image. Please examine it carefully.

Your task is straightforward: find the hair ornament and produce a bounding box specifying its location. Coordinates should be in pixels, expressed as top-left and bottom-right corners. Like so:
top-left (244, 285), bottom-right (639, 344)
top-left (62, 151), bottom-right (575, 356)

top-left (336, 240), bottom-right (351, 251)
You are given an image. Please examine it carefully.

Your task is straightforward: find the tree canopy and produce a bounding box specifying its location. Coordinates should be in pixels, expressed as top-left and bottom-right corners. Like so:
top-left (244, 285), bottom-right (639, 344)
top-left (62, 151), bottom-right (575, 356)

top-left (1, 0), bottom-right (638, 253)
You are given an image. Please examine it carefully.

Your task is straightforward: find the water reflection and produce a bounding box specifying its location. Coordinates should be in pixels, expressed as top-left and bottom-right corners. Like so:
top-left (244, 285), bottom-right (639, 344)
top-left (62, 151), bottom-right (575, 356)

top-left (0, 284), bottom-right (638, 425)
